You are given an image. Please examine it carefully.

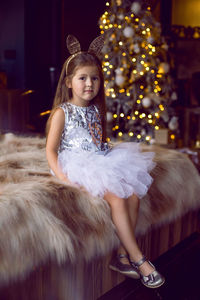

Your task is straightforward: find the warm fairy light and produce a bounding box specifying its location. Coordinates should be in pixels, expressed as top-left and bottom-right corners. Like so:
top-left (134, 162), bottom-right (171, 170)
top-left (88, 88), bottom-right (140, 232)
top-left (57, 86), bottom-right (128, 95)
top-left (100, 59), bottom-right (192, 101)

top-left (103, 19), bottom-right (106, 24)
top-left (141, 60), bottom-right (144, 64)
top-left (132, 116), bottom-right (136, 120)
top-left (142, 54), bottom-right (146, 58)
top-left (154, 88), bottom-right (158, 93)
top-left (127, 116), bottom-right (131, 119)
top-left (146, 67), bottom-right (150, 71)
top-left (107, 71), bottom-right (111, 75)
top-left (115, 125), bottom-right (119, 129)
top-left (118, 25), bottom-right (122, 28)
top-left (154, 80), bottom-right (158, 84)
top-left (118, 132), bottom-right (123, 136)
top-left (106, 2), bottom-right (109, 6)
top-left (140, 71), bottom-right (144, 75)
top-left (103, 67), bottom-right (107, 71)
top-left (40, 110), bottom-right (51, 116)
top-left (133, 70), bottom-right (137, 74)
top-left (139, 95), bottom-right (143, 99)
top-left (148, 119), bottom-right (153, 123)
top-left (120, 113), bottom-right (125, 117)
top-left (137, 100), bottom-right (141, 104)
top-left (151, 70), bottom-right (155, 73)
top-left (147, 6), bottom-right (151, 10)
top-left (140, 85), bottom-right (144, 89)
top-left (131, 13), bottom-right (134, 17)
top-left (148, 114), bottom-right (152, 118)
top-left (137, 134), bottom-right (141, 139)
top-left (141, 23), bottom-right (145, 27)
top-left (159, 104), bottom-right (164, 111)
top-left (101, 30), bottom-right (104, 34)
top-left (155, 125), bottom-right (159, 130)
top-left (119, 41), bottom-right (123, 45)
top-left (122, 52), bottom-right (126, 56)
top-left (145, 136), bottom-right (151, 141)
top-left (132, 58), bottom-right (136, 62)
top-left (155, 112), bottom-right (159, 117)
top-left (146, 28), bottom-right (150, 32)
top-left (170, 134), bottom-right (175, 140)
top-left (149, 51), bottom-right (153, 55)
top-left (119, 88), bottom-right (125, 93)
top-left (135, 18), bottom-right (139, 22)
top-left (129, 132), bottom-right (134, 137)
top-left (135, 111), bottom-right (139, 115)
top-left (113, 114), bottom-right (118, 118)
top-left (126, 92), bottom-right (130, 96)
top-left (106, 137), bottom-right (111, 142)
top-left (109, 24), bottom-right (113, 28)
top-left (111, 93), bottom-right (116, 98)
top-left (142, 30), bottom-right (146, 35)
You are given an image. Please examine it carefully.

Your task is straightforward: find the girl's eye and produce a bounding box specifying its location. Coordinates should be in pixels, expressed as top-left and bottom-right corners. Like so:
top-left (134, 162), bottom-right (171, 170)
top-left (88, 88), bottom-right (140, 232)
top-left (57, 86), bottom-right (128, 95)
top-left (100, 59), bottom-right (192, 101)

top-left (92, 77), bottom-right (99, 81)
top-left (79, 77), bottom-right (86, 80)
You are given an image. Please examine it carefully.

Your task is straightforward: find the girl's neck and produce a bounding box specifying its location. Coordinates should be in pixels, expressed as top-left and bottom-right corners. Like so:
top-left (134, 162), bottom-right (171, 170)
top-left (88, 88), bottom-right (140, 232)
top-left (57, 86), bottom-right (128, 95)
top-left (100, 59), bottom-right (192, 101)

top-left (67, 100), bottom-right (92, 108)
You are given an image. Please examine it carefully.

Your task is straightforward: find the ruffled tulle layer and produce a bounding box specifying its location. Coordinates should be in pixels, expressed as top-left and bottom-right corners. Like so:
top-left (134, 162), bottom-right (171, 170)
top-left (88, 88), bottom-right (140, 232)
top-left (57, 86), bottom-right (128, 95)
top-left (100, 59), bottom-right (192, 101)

top-left (58, 142), bottom-right (155, 199)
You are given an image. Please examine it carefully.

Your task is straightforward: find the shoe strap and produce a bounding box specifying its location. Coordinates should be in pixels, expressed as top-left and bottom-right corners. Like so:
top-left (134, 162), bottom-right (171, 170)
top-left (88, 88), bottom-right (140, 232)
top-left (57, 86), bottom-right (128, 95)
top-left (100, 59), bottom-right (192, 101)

top-left (134, 256), bottom-right (147, 267)
top-left (118, 253), bottom-right (129, 259)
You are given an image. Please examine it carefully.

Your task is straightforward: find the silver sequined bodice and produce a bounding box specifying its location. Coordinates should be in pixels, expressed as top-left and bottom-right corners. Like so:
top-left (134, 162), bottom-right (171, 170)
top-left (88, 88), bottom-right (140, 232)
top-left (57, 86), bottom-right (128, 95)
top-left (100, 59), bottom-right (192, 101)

top-left (58, 102), bottom-right (109, 153)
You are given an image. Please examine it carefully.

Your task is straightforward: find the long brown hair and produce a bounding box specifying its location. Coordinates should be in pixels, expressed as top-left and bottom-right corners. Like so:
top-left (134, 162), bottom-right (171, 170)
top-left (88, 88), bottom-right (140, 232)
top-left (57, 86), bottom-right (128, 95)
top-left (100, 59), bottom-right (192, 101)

top-left (46, 52), bottom-right (107, 141)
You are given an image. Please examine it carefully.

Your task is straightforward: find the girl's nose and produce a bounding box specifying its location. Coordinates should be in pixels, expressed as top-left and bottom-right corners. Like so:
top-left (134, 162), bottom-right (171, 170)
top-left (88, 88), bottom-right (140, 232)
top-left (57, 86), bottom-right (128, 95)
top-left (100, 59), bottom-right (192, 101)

top-left (86, 77), bottom-right (92, 86)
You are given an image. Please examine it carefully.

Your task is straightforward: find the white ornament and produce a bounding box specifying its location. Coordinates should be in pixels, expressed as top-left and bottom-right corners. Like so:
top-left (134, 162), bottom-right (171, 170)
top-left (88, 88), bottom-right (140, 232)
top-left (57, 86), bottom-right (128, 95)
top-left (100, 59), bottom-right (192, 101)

top-left (115, 68), bottom-right (123, 75)
top-left (118, 13), bottom-right (124, 20)
top-left (171, 91), bottom-right (178, 101)
top-left (134, 43), bottom-right (140, 53)
top-left (123, 26), bottom-right (134, 38)
top-left (158, 62), bottom-right (170, 74)
top-left (168, 116), bottom-right (178, 130)
top-left (147, 36), bottom-right (154, 44)
top-left (131, 2), bottom-right (141, 14)
top-left (142, 97), bottom-right (151, 108)
top-left (106, 111), bottom-right (113, 122)
top-left (115, 75), bottom-right (125, 86)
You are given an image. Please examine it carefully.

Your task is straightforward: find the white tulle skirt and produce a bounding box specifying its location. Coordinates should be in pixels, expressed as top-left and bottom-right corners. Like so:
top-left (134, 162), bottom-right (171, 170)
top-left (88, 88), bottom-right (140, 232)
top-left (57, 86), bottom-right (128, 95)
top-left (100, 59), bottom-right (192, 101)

top-left (58, 142), bottom-right (155, 199)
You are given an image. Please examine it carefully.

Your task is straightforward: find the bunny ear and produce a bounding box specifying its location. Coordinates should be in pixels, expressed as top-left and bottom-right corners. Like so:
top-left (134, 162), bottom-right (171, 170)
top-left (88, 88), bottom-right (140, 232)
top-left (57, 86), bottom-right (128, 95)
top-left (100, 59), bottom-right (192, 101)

top-left (88, 34), bottom-right (105, 58)
top-left (66, 35), bottom-right (81, 54)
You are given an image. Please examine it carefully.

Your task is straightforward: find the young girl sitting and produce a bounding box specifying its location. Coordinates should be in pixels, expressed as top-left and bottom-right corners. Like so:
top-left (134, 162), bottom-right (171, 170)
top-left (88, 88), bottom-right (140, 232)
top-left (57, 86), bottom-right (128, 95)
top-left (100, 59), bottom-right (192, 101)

top-left (46, 35), bottom-right (165, 289)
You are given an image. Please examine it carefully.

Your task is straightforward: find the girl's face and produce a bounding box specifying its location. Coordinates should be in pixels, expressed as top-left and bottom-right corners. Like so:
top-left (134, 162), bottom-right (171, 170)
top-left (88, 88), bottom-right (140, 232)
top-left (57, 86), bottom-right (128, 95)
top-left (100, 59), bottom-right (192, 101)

top-left (67, 65), bottom-right (101, 107)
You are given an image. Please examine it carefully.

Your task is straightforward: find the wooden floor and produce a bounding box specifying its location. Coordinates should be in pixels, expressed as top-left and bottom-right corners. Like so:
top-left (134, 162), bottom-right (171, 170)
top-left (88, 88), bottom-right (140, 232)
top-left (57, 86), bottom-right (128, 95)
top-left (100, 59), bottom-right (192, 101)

top-left (99, 232), bottom-right (200, 300)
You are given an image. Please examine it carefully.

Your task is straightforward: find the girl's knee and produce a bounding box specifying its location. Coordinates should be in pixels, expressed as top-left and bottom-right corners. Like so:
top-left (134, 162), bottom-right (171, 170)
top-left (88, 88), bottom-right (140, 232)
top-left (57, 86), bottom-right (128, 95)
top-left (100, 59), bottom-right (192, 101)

top-left (104, 192), bottom-right (126, 207)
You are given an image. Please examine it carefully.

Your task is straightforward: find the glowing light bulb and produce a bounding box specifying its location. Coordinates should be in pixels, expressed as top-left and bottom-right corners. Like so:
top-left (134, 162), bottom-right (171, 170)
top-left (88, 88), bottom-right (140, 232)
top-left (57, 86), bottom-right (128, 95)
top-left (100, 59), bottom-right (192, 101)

top-left (155, 125), bottom-right (159, 130)
top-left (113, 114), bottom-right (117, 118)
top-left (129, 132), bottom-right (134, 137)
top-left (118, 132), bottom-right (123, 136)
top-left (120, 113), bottom-right (125, 117)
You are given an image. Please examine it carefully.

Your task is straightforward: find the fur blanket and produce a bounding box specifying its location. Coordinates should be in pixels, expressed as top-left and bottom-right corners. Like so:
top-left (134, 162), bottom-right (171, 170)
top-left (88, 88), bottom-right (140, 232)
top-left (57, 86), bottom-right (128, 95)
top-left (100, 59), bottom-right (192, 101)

top-left (0, 133), bottom-right (200, 284)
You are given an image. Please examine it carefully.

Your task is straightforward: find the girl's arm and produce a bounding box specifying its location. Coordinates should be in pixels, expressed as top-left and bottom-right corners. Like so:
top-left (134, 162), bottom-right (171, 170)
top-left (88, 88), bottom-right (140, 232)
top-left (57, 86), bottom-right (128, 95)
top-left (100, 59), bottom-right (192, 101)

top-left (46, 108), bottom-right (71, 184)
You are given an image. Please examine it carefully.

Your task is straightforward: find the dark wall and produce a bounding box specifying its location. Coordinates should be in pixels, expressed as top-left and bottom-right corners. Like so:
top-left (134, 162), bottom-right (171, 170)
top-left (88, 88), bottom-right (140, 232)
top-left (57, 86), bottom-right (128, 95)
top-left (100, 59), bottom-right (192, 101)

top-left (0, 0), bottom-right (25, 88)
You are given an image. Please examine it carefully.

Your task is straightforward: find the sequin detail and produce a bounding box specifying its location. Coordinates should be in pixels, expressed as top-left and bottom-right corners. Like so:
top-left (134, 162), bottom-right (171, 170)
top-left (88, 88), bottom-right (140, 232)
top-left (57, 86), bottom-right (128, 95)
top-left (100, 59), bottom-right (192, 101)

top-left (59, 102), bottom-right (109, 153)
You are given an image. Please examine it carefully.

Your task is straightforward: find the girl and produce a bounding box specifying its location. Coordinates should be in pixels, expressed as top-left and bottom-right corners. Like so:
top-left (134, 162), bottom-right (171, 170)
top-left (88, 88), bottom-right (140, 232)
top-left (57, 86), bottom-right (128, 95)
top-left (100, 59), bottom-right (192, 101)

top-left (46, 35), bottom-right (165, 289)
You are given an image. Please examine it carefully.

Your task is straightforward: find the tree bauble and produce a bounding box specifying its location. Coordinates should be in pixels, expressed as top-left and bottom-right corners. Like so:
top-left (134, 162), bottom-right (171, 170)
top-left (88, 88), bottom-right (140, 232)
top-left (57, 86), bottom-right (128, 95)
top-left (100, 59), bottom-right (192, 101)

top-left (158, 62), bottom-right (170, 74)
top-left (115, 74), bottom-right (125, 86)
top-left (131, 2), bottom-right (141, 14)
top-left (123, 26), bottom-right (134, 38)
top-left (106, 111), bottom-right (113, 122)
top-left (142, 97), bottom-right (151, 108)
top-left (168, 116), bottom-right (178, 130)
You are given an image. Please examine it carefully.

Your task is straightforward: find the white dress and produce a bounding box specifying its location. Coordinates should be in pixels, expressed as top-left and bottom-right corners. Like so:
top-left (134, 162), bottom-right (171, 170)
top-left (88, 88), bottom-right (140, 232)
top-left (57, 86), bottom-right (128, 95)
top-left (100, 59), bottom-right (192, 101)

top-left (58, 102), bottom-right (155, 199)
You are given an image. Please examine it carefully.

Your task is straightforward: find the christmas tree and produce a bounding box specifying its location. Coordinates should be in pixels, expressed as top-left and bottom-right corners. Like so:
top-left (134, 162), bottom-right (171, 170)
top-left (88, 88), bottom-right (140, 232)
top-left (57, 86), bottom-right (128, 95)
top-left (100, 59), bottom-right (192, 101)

top-left (99, 0), bottom-right (178, 144)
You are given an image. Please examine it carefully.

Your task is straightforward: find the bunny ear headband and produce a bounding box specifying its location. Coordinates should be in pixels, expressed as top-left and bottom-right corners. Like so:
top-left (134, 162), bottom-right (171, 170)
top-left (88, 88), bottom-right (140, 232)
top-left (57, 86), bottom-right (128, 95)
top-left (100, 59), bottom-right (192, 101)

top-left (65, 34), bottom-right (105, 74)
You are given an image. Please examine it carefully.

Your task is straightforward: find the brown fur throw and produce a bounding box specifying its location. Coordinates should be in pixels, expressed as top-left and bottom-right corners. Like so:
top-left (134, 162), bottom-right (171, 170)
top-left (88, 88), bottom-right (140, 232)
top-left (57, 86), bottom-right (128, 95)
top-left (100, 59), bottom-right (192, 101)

top-left (0, 134), bottom-right (200, 284)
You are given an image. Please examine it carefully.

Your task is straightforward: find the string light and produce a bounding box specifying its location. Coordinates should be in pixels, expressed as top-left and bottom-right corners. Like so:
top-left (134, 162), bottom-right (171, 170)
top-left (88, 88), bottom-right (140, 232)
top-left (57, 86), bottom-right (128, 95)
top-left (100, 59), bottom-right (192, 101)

top-left (113, 114), bottom-right (117, 118)
top-left (129, 132), bottom-right (134, 137)
top-left (118, 132), bottom-right (123, 136)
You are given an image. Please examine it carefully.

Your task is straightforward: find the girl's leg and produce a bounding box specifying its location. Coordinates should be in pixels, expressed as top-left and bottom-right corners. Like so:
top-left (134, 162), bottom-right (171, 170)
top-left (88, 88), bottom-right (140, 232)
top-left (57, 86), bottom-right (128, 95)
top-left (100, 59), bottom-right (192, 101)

top-left (117, 194), bottom-right (139, 265)
top-left (104, 191), bottom-right (154, 276)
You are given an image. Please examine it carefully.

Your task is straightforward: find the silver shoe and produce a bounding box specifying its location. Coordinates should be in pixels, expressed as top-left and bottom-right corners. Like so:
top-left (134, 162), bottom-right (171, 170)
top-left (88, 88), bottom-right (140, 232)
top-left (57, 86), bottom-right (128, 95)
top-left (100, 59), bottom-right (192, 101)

top-left (131, 256), bottom-right (165, 288)
top-left (109, 254), bottom-right (140, 279)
